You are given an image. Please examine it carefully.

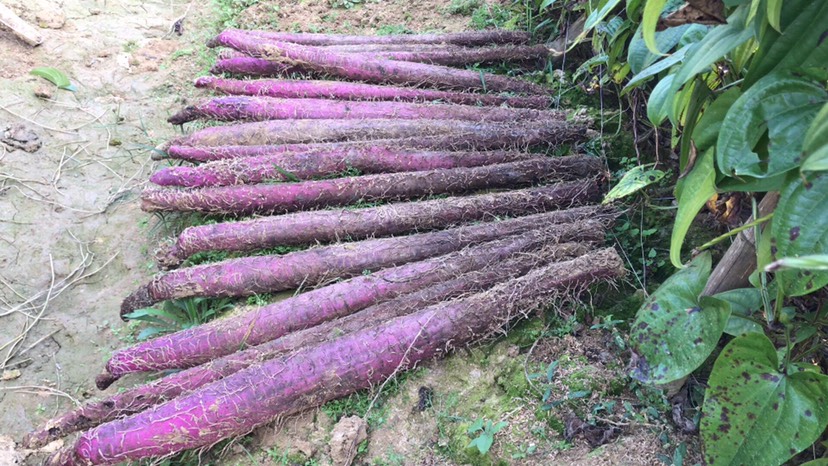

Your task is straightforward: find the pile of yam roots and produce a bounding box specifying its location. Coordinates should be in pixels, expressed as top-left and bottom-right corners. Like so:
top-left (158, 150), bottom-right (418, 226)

top-left (29, 28), bottom-right (626, 465)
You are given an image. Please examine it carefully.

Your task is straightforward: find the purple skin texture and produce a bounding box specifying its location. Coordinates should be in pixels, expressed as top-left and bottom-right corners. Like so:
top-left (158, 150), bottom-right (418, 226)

top-left (160, 122), bottom-right (585, 162)
top-left (167, 96), bottom-right (564, 125)
top-left (24, 240), bottom-right (589, 447)
top-left (109, 213), bottom-right (609, 382)
top-left (157, 184), bottom-right (601, 268)
top-left (193, 77), bottom-right (553, 109)
top-left (169, 118), bottom-right (584, 148)
top-left (47, 248), bottom-right (623, 466)
top-left (208, 57), bottom-right (301, 76)
top-left (208, 29), bottom-right (547, 94)
top-left (140, 156), bottom-right (602, 215)
top-left (227, 29), bottom-right (532, 46)
top-left (149, 149), bottom-right (536, 187)
top-left (155, 183), bottom-right (602, 267)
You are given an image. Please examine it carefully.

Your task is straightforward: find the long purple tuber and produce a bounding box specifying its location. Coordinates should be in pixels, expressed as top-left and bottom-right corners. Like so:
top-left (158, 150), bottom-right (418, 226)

top-left (24, 240), bottom-right (588, 447)
top-left (119, 212), bottom-right (607, 319)
top-left (170, 118), bottom-right (586, 149)
top-left (167, 96), bottom-right (564, 125)
top-left (108, 214), bottom-right (606, 383)
top-left (209, 29), bottom-right (547, 93)
top-left (140, 156), bottom-right (602, 215)
top-left (194, 77), bottom-right (553, 109)
top-left (209, 56), bottom-right (301, 76)
top-left (211, 29), bottom-right (532, 47)
top-left (48, 248), bottom-right (623, 466)
top-left (150, 149), bottom-right (536, 187)
top-left (155, 183), bottom-right (602, 268)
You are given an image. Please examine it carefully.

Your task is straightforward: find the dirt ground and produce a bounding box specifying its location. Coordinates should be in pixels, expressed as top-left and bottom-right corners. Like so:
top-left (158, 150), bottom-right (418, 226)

top-left (0, 0), bottom-right (194, 457)
top-left (1, 1), bottom-right (694, 465)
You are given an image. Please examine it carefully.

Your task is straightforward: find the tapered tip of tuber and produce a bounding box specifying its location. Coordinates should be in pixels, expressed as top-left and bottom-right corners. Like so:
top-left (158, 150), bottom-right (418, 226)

top-left (168, 107), bottom-right (197, 125)
top-left (120, 285), bottom-right (154, 320)
top-left (194, 76), bottom-right (213, 88)
top-left (95, 372), bottom-right (119, 390)
top-left (22, 429), bottom-right (50, 449)
top-left (45, 445), bottom-right (79, 466)
top-left (154, 241), bottom-right (184, 270)
top-left (206, 36), bottom-right (219, 48)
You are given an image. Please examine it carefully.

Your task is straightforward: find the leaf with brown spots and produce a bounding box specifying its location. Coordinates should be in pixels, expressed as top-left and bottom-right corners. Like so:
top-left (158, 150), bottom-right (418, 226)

top-left (702, 333), bottom-right (828, 465)
top-left (772, 173), bottom-right (828, 296)
top-left (630, 252), bottom-right (730, 384)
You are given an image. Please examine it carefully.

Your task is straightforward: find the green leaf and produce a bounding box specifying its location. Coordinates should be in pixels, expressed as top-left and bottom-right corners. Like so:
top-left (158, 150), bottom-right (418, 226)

top-left (744, 1), bottom-right (828, 87)
top-left (29, 67), bottom-right (76, 91)
top-left (467, 419), bottom-right (484, 433)
top-left (624, 45), bottom-right (687, 92)
top-left (668, 6), bottom-right (753, 94)
top-left (630, 253), bottom-right (730, 384)
top-left (717, 72), bottom-right (827, 179)
top-left (602, 164), bottom-right (665, 204)
top-left (468, 433), bottom-right (494, 454)
top-left (670, 147), bottom-right (717, 268)
top-left (628, 23), bottom-right (699, 74)
top-left (801, 102), bottom-right (828, 172)
top-left (692, 88), bottom-right (742, 154)
top-left (641, 0), bottom-right (669, 54)
top-left (766, 0), bottom-right (782, 31)
top-left (584, 0), bottom-right (625, 32)
top-left (771, 173), bottom-right (828, 296)
top-left (701, 333), bottom-right (828, 466)
top-left (801, 460), bottom-right (828, 466)
top-left (646, 74), bottom-right (675, 125)
top-left (714, 288), bottom-right (763, 336)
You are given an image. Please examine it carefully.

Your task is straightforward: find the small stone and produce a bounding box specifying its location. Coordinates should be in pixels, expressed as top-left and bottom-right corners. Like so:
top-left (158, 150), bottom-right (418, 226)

top-left (1, 369), bottom-right (21, 381)
top-left (0, 435), bottom-right (23, 465)
top-left (33, 85), bottom-right (53, 100)
top-left (89, 8), bottom-right (101, 15)
top-left (329, 416), bottom-right (368, 466)
top-left (293, 439), bottom-right (317, 458)
top-left (36, 9), bottom-right (66, 29)
top-left (2, 124), bottom-right (42, 153)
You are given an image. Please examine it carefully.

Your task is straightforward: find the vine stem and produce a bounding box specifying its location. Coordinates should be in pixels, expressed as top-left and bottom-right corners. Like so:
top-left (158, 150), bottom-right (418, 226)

top-left (696, 212), bottom-right (775, 252)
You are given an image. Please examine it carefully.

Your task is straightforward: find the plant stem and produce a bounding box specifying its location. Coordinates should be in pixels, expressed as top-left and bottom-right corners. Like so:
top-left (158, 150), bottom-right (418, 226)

top-left (696, 212), bottom-right (774, 252)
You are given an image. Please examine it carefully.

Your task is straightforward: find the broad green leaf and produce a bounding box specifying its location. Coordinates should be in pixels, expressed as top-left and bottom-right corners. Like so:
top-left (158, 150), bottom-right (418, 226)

top-left (744, 0), bottom-right (828, 87)
top-left (668, 74), bottom-right (697, 126)
top-left (714, 288), bottom-right (763, 336)
top-left (646, 74), bottom-right (674, 125)
top-left (602, 165), bottom-right (665, 204)
top-left (630, 253), bottom-right (729, 384)
top-left (30, 67), bottom-right (76, 91)
top-left (701, 333), bottom-right (828, 466)
top-left (671, 147), bottom-right (717, 267)
top-left (716, 172), bottom-right (786, 193)
top-left (641, 0), bottom-right (668, 54)
top-left (771, 172), bottom-right (828, 296)
top-left (624, 45), bottom-right (687, 91)
top-left (801, 460), bottom-right (828, 466)
top-left (584, 0), bottom-right (625, 32)
top-left (717, 73), bottom-right (827, 179)
top-left (669, 6), bottom-right (753, 94)
top-left (692, 88), bottom-right (742, 153)
top-left (801, 102), bottom-right (828, 172)
top-left (628, 22), bottom-right (700, 74)
top-left (766, 0), bottom-right (782, 31)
